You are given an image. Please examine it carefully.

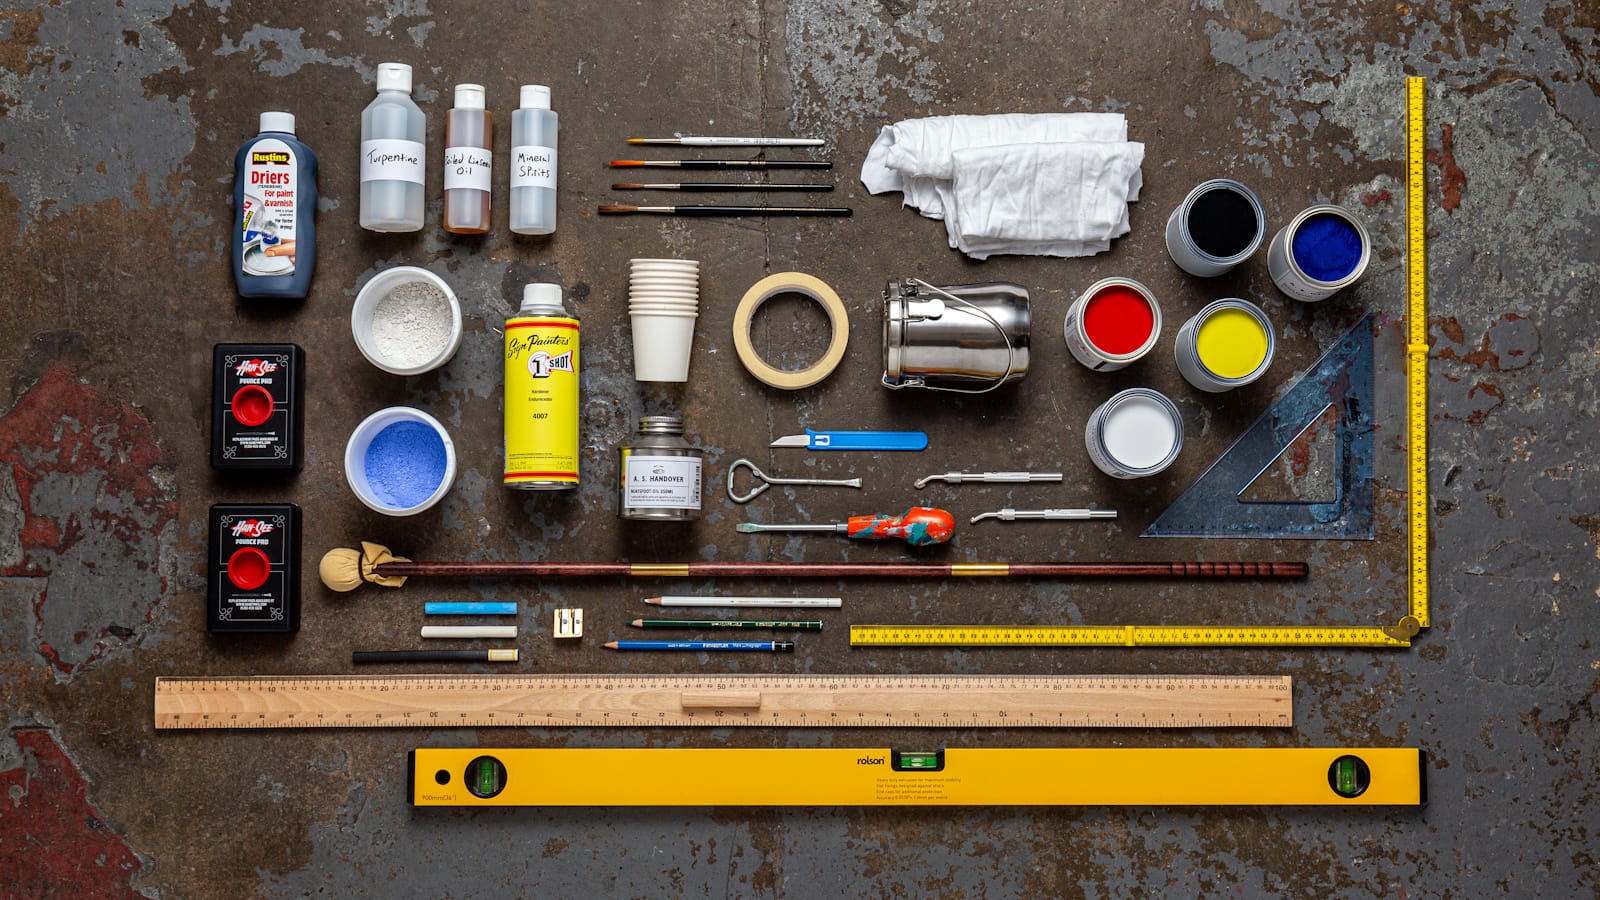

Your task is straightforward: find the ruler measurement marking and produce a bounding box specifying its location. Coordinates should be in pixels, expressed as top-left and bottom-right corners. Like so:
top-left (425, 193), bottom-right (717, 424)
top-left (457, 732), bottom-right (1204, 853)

top-left (154, 675), bottom-right (1290, 730)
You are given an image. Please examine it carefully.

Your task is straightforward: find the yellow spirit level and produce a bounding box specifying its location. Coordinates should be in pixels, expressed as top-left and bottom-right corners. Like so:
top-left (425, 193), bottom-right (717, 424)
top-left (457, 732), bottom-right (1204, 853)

top-left (409, 746), bottom-right (1426, 807)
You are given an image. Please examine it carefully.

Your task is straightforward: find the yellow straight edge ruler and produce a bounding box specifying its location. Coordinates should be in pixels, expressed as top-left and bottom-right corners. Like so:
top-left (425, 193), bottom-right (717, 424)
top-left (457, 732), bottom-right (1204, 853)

top-left (410, 746), bottom-right (1427, 807)
top-left (153, 673), bottom-right (1293, 730)
top-left (852, 78), bottom-right (1432, 652)
top-left (1404, 74), bottom-right (1431, 632)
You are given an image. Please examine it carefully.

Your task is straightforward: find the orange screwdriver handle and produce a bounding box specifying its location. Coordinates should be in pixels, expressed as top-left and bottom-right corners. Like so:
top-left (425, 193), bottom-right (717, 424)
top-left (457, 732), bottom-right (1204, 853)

top-left (844, 507), bottom-right (955, 547)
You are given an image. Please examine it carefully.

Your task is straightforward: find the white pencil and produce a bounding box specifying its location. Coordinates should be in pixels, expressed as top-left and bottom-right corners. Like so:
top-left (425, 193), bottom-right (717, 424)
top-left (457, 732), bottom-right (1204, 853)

top-left (626, 137), bottom-right (825, 147)
top-left (419, 625), bottom-right (518, 639)
top-left (644, 596), bottom-right (842, 608)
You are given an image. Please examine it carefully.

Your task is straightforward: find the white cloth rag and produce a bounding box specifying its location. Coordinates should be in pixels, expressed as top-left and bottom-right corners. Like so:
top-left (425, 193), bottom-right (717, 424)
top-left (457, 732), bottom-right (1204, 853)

top-left (860, 113), bottom-right (1144, 260)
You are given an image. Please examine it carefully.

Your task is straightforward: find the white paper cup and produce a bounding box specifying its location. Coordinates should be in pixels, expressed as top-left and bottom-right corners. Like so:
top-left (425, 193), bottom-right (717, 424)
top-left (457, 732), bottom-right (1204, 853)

top-left (630, 312), bottom-right (698, 382)
top-left (629, 306), bottom-right (700, 317)
top-left (627, 304), bottom-right (697, 315)
top-left (627, 288), bottom-right (697, 299)
top-left (631, 262), bottom-right (700, 275)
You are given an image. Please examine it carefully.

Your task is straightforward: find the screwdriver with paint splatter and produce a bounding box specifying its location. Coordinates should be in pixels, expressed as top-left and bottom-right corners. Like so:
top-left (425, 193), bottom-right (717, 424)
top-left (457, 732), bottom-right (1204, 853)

top-left (736, 507), bottom-right (955, 547)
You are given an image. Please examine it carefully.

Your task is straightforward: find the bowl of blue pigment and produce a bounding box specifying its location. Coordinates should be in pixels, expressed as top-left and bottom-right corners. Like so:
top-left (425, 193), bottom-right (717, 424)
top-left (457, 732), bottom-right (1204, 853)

top-left (343, 406), bottom-right (457, 516)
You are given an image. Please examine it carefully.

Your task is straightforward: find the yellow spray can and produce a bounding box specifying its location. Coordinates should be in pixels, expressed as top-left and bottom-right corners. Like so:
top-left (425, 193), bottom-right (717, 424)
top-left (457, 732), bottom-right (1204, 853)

top-left (504, 283), bottom-right (579, 490)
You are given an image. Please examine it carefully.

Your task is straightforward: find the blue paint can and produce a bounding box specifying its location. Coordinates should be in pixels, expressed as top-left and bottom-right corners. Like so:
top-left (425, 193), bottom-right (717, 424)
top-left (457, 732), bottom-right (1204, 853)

top-left (1267, 204), bottom-right (1372, 302)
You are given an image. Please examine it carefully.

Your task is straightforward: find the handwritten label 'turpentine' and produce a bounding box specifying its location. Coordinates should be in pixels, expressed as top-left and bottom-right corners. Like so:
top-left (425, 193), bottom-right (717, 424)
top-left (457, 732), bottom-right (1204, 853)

top-left (360, 139), bottom-right (426, 185)
top-left (511, 145), bottom-right (557, 190)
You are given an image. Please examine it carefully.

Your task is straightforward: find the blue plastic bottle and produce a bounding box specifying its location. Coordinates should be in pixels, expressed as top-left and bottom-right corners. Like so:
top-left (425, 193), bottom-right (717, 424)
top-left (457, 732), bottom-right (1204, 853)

top-left (233, 111), bottom-right (317, 299)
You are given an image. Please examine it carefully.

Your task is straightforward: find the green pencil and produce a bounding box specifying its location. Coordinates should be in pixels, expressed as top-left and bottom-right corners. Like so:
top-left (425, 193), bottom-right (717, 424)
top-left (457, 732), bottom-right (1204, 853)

top-left (629, 618), bottom-right (823, 631)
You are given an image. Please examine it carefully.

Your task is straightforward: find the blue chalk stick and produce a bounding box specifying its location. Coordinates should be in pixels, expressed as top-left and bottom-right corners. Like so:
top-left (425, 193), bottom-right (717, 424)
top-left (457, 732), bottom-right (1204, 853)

top-left (424, 601), bottom-right (518, 616)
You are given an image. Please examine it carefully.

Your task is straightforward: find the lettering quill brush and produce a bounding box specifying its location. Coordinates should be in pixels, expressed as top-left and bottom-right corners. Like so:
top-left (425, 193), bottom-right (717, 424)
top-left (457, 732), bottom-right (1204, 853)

top-left (609, 159), bottom-right (833, 170)
top-left (598, 204), bottom-right (851, 217)
top-left (612, 182), bottom-right (834, 192)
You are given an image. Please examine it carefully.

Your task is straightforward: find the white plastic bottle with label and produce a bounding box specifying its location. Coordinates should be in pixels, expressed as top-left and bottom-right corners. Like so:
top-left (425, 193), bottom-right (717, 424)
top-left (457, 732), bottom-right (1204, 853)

top-left (359, 62), bottom-right (426, 232)
top-left (509, 84), bottom-right (558, 235)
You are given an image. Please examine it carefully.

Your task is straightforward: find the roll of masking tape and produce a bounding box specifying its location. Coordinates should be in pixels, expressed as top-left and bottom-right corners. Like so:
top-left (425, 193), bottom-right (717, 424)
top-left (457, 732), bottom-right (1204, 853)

top-left (732, 272), bottom-right (850, 390)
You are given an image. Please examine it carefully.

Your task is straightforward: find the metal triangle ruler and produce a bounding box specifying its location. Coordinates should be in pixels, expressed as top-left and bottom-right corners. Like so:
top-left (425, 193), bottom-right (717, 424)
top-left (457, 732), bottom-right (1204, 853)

top-left (1144, 315), bottom-right (1375, 539)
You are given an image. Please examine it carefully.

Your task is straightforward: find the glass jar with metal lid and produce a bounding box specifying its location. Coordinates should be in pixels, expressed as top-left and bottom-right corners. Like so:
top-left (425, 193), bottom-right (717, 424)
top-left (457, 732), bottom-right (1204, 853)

top-left (618, 415), bottom-right (704, 521)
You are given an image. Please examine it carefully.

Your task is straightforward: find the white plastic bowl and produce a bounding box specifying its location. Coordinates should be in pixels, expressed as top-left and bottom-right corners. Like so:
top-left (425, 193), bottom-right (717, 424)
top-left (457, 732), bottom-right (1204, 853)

top-left (343, 406), bottom-right (457, 516)
top-left (351, 266), bottom-right (463, 375)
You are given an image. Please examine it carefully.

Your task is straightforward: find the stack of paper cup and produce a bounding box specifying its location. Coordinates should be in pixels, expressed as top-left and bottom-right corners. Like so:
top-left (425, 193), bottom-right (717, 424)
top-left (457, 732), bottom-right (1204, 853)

top-left (629, 258), bottom-right (700, 382)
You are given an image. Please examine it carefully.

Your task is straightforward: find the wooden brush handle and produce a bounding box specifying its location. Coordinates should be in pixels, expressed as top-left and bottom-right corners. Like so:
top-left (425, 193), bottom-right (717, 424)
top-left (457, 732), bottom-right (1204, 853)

top-left (373, 561), bottom-right (1308, 579)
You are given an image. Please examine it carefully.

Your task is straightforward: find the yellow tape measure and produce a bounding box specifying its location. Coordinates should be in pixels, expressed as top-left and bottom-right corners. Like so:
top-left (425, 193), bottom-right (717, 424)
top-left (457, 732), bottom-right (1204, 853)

top-left (410, 746), bottom-right (1427, 807)
top-left (1405, 75), bottom-right (1431, 632)
top-left (849, 625), bottom-right (1411, 649)
top-left (853, 77), bottom-right (1432, 651)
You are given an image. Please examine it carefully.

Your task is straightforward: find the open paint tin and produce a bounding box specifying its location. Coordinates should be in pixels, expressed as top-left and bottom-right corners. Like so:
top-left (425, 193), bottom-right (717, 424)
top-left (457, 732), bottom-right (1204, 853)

top-left (1085, 388), bottom-right (1184, 479)
top-left (1063, 277), bottom-right (1161, 371)
top-left (1267, 204), bottom-right (1372, 302)
top-left (1174, 299), bottom-right (1276, 393)
top-left (1165, 179), bottom-right (1266, 277)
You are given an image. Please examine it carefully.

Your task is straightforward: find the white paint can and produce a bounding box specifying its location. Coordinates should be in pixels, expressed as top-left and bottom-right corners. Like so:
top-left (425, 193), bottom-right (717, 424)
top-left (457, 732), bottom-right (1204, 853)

top-left (1266, 204), bottom-right (1372, 302)
top-left (1085, 388), bottom-right (1184, 479)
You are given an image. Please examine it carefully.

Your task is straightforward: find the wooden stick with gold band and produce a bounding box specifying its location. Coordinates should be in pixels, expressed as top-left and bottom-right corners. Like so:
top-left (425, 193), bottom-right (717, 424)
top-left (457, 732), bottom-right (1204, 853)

top-left (319, 543), bottom-right (1308, 592)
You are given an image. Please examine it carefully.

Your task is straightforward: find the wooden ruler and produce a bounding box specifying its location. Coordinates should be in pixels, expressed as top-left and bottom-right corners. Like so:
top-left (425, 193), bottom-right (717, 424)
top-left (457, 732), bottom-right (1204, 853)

top-left (153, 674), bottom-right (1292, 730)
top-left (411, 746), bottom-right (1426, 807)
top-left (853, 78), bottom-right (1433, 651)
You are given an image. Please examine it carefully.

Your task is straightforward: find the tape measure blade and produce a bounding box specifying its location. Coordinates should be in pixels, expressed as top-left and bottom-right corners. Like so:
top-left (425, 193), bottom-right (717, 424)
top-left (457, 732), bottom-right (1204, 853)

top-left (1405, 76), bottom-right (1431, 628)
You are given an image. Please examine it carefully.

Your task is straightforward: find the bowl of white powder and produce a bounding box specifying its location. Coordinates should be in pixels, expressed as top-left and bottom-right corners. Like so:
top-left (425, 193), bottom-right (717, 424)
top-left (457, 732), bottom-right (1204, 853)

top-left (351, 266), bottom-right (463, 375)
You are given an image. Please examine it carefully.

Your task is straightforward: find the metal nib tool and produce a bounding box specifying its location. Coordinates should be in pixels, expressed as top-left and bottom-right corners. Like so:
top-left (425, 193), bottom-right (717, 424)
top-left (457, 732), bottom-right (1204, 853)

top-left (726, 459), bottom-right (863, 504)
top-left (969, 508), bottom-right (1118, 524)
top-left (736, 507), bottom-right (955, 547)
top-left (914, 471), bottom-right (1063, 489)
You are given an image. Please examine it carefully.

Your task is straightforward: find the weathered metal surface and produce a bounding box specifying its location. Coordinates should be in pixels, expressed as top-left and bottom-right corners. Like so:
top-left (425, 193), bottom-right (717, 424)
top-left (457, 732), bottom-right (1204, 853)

top-left (1, 1), bottom-right (1596, 896)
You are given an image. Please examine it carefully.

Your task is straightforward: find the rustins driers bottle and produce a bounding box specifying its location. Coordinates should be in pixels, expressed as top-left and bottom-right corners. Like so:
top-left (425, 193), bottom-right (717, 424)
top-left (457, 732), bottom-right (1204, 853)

top-left (442, 83), bottom-right (491, 234)
top-left (509, 85), bottom-right (558, 235)
top-left (359, 62), bottom-right (426, 232)
top-left (504, 283), bottom-right (579, 490)
top-left (232, 111), bottom-right (317, 299)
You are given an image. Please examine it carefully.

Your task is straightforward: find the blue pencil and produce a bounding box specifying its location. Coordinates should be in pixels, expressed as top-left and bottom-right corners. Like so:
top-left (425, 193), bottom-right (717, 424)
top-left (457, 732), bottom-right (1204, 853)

top-left (424, 601), bottom-right (518, 616)
top-left (602, 640), bottom-right (795, 653)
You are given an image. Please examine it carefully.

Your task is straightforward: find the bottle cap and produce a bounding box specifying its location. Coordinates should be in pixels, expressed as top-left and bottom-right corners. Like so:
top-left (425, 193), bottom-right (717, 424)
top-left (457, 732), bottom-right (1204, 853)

top-left (375, 62), bottom-right (413, 93)
top-left (520, 85), bottom-right (552, 110)
top-left (454, 84), bottom-right (486, 110)
top-left (258, 111), bottom-right (296, 134)
top-left (520, 283), bottom-right (566, 313)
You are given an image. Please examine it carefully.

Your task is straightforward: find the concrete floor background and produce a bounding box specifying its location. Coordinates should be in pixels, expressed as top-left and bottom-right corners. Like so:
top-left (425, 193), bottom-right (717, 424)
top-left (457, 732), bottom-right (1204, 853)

top-left (1, 0), bottom-right (1596, 896)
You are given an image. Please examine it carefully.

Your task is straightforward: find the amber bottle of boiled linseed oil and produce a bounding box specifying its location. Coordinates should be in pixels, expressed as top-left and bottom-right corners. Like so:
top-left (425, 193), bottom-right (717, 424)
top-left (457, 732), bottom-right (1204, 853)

top-left (442, 84), bottom-right (492, 234)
